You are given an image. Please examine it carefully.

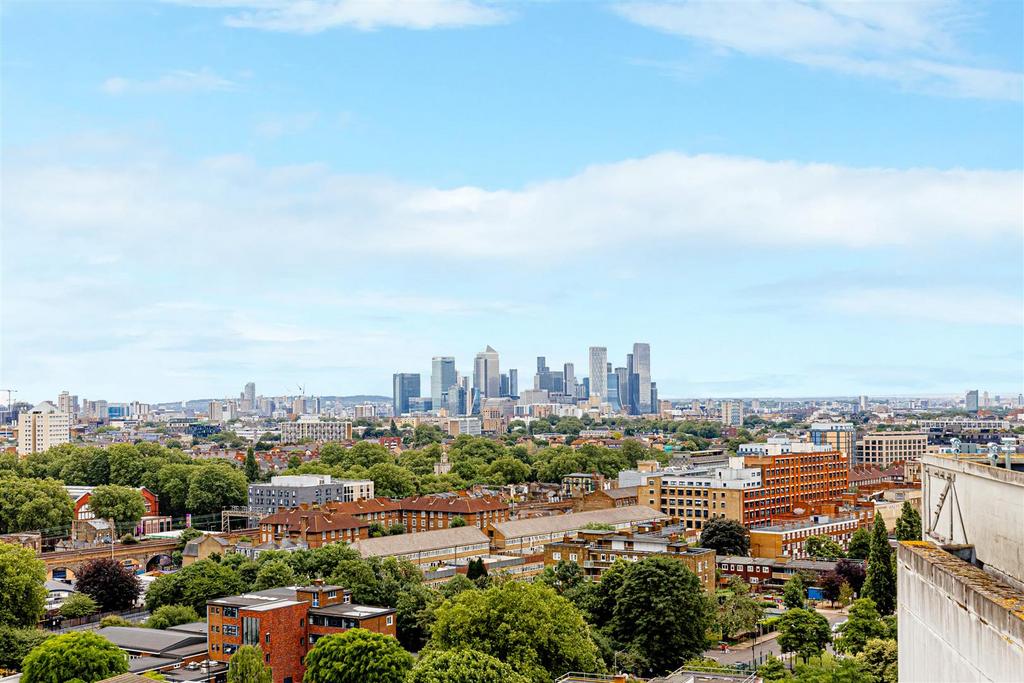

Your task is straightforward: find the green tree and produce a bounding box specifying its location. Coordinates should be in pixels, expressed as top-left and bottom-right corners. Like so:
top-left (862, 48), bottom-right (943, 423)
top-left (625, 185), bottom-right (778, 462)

top-left (367, 463), bottom-right (417, 498)
top-left (834, 598), bottom-right (890, 654)
top-left (185, 464), bottom-right (247, 514)
top-left (862, 514), bottom-right (896, 615)
top-left (856, 638), bottom-right (898, 683)
top-left (699, 517), bottom-right (749, 556)
top-left (485, 456), bottom-right (531, 485)
top-left (59, 593), bottom-right (98, 619)
top-left (777, 608), bottom-right (831, 663)
top-left (0, 542), bottom-right (47, 627)
top-left (395, 583), bottom-right (441, 651)
top-left (536, 560), bottom-right (586, 597)
top-left (792, 656), bottom-right (875, 683)
top-left (846, 527), bottom-right (872, 560)
top-left (0, 476), bottom-right (74, 534)
top-left (838, 581), bottom-right (855, 608)
top-left (608, 556), bottom-right (715, 675)
top-left (804, 535), bottom-right (845, 560)
top-left (76, 558), bottom-right (141, 612)
top-left (254, 559), bottom-right (296, 591)
top-left (21, 631), bottom-right (128, 683)
top-left (409, 648), bottom-right (530, 683)
top-left (227, 644), bottom-right (272, 683)
top-left (244, 447), bottom-right (261, 483)
top-left (0, 626), bottom-right (52, 672)
top-left (108, 444), bottom-right (145, 486)
top-left (430, 581), bottom-right (601, 683)
top-left (303, 629), bottom-right (413, 683)
top-left (718, 576), bottom-right (765, 639)
top-left (88, 485), bottom-right (147, 534)
top-left (145, 604), bottom-right (200, 630)
top-left (894, 501), bottom-right (921, 541)
top-left (757, 654), bottom-right (791, 681)
top-left (783, 574), bottom-right (806, 610)
top-left (449, 515), bottom-right (467, 528)
top-left (466, 558), bottom-right (488, 581)
top-left (145, 559), bottom-right (243, 613)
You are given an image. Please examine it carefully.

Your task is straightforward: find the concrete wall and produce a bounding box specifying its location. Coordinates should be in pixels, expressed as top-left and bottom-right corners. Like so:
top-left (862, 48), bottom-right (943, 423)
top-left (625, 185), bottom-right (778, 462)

top-left (921, 455), bottom-right (1024, 588)
top-left (898, 542), bottom-right (1024, 683)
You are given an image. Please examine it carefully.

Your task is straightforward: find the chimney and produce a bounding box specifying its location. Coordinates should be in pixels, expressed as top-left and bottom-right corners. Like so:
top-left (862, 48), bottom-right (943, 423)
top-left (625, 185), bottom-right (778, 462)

top-left (300, 514), bottom-right (309, 544)
top-left (312, 578), bottom-right (324, 587)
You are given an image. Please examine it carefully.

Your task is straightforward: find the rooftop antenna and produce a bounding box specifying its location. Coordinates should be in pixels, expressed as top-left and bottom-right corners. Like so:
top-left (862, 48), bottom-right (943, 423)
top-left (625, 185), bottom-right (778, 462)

top-left (1, 389), bottom-right (17, 424)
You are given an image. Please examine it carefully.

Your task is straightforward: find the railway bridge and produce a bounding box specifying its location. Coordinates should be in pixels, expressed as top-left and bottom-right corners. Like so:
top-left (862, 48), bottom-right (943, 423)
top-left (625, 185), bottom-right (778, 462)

top-left (40, 537), bottom-right (179, 580)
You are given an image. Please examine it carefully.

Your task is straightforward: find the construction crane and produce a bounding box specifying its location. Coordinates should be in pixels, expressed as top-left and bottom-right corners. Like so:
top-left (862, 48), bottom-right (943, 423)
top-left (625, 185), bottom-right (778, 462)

top-left (1, 389), bottom-right (17, 424)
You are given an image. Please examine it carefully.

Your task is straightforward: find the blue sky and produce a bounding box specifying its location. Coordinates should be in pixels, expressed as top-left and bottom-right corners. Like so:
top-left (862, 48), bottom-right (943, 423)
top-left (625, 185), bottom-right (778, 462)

top-left (2, 0), bottom-right (1022, 403)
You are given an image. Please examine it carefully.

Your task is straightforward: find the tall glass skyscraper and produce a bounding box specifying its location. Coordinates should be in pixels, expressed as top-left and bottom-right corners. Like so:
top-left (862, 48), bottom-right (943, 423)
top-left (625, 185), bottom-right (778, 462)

top-left (588, 346), bottom-right (607, 400)
top-left (633, 342), bottom-right (652, 414)
top-left (473, 346), bottom-right (501, 399)
top-left (392, 373), bottom-right (420, 416)
top-left (431, 356), bottom-right (456, 412)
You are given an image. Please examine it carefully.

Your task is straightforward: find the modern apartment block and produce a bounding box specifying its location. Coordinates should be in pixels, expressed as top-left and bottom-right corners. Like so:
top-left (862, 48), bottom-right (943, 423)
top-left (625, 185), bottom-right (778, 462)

top-left (207, 582), bottom-right (396, 683)
top-left (247, 475), bottom-right (374, 514)
top-left (721, 400), bottom-right (744, 427)
top-left (17, 401), bottom-right (71, 455)
top-left (543, 528), bottom-right (716, 593)
top-left (810, 422), bottom-right (856, 464)
top-left (280, 416), bottom-right (353, 443)
top-left (636, 439), bottom-right (848, 530)
top-left (856, 431), bottom-right (928, 467)
top-left (748, 514), bottom-right (861, 559)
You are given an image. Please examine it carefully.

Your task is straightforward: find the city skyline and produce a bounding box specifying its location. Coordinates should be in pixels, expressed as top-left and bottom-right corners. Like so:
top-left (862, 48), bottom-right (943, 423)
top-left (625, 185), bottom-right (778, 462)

top-left (2, 1), bottom-right (1022, 402)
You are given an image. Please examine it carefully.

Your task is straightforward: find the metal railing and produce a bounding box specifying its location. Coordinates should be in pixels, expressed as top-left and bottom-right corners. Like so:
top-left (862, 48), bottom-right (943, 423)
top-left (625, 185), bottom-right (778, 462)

top-left (554, 674), bottom-right (624, 683)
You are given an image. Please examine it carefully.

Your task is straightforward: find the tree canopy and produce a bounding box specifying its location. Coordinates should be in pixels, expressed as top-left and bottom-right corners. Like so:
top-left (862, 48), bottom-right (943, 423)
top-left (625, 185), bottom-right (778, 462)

top-left (76, 558), bottom-right (141, 612)
top-left (227, 645), bottom-right (272, 683)
top-left (0, 542), bottom-right (47, 627)
top-left (430, 581), bottom-right (602, 683)
top-left (777, 608), bottom-right (831, 662)
top-left (699, 517), bottom-right (749, 556)
top-left (862, 514), bottom-right (896, 615)
top-left (303, 629), bottom-right (413, 683)
top-left (408, 648), bottom-right (530, 683)
top-left (87, 485), bottom-right (147, 534)
top-left (21, 631), bottom-right (128, 683)
top-left (894, 501), bottom-right (921, 542)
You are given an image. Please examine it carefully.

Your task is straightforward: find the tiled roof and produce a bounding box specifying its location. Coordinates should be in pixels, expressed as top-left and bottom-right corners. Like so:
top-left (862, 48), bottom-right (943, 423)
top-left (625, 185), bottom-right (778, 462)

top-left (399, 493), bottom-right (507, 514)
top-left (491, 506), bottom-right (669, 539)
top-left (325, 497), bottom-right (402, 515)
top-left (260, 507), bottom-right (368, 532)
top-left (603, 486), bottom-right (638, 500)
top-left (350, 526), bottom-right (489, 558)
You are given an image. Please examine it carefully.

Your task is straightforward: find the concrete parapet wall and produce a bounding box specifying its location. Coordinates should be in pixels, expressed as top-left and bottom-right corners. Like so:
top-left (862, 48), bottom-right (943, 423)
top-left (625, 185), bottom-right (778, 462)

top-left (898, 542), bottom-right (1024, 683)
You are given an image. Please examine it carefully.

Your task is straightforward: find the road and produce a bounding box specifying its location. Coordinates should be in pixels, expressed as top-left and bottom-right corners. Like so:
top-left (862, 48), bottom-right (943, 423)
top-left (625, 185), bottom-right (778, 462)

top-left (702, 609), bottom-right (848, 668)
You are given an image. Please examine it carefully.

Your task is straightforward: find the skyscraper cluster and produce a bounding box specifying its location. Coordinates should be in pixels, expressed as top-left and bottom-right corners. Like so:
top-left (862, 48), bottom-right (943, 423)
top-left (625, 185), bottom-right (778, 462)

top-left (393, 342), bottom-right (657, 417)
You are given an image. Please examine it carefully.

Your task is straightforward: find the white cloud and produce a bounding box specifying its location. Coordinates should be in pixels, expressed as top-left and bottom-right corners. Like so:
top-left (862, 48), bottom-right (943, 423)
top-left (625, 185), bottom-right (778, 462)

top-left (615, 1), bottom-right (1023, 101)
top-left (4, 151), bottom-right (1020, 264)
top-left (826, 287), bottom-right (1024, 326)
top-left (101, 68), bottom-right (237, 95)
top-left (254, 112), bottom-right (321, 138)
top-left (170, 0), bottom-right (509, 32)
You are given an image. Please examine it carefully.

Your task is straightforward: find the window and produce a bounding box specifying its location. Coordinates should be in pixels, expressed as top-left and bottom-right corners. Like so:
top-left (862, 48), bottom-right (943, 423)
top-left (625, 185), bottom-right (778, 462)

top-left (386, 615), bottom-right (394, 626)
top-left (223, 607), bottom-right (238, 618)
top-left (222, 625), bottom-right (239, 637)
top-left (552, 552), bottom-right (561, 561)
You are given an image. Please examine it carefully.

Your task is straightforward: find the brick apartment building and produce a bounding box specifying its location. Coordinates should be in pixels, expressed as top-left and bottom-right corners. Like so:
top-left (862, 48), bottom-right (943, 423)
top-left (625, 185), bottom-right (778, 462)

top-left (322, 497), bottom-right (404, 528)
top-left (207, 581), bottom-right (396, 683)
top-left (574, 486), bottom-right (639, 512)
top-left (258, 505), bottom-right (370, 548)
top-left (748, 514), bottom-right (862, 559)
top-left (398, 493), bottom-right (509, 532)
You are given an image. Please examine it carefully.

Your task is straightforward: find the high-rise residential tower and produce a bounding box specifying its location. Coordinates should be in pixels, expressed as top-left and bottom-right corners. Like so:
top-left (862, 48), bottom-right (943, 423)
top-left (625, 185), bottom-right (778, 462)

top-left (244, 382), bottom-right (256, 404)
top-left (632, 342), bottom-right (651, 414)
top-left (563, 363), bottom-right (575, 399)
top-left (588, 347), bottom-right (608, 401)
top-left (508, 369), bottom-right (518, 398)
top-left (965, 390), bottom-right (979, 412)
top-left (393, 373), bottom-right (420, 416)
top-left (431, 356), bottom-right (457, 412)
top-left (17, 401), bottom-right (71, 455)
top-left (473, 346), bottom-right (501, 399)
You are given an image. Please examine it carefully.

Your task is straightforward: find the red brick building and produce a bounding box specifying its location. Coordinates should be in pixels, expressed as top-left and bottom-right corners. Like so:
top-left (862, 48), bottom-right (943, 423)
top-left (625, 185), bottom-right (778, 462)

top-left (207, 582), bottom-right (396, 683)
top-left (322, 497), bottom-right (403, 528)
top-left (259, 504), bottom-right (369, 548)
top-left (399, 493), bottom-right (509, 532)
